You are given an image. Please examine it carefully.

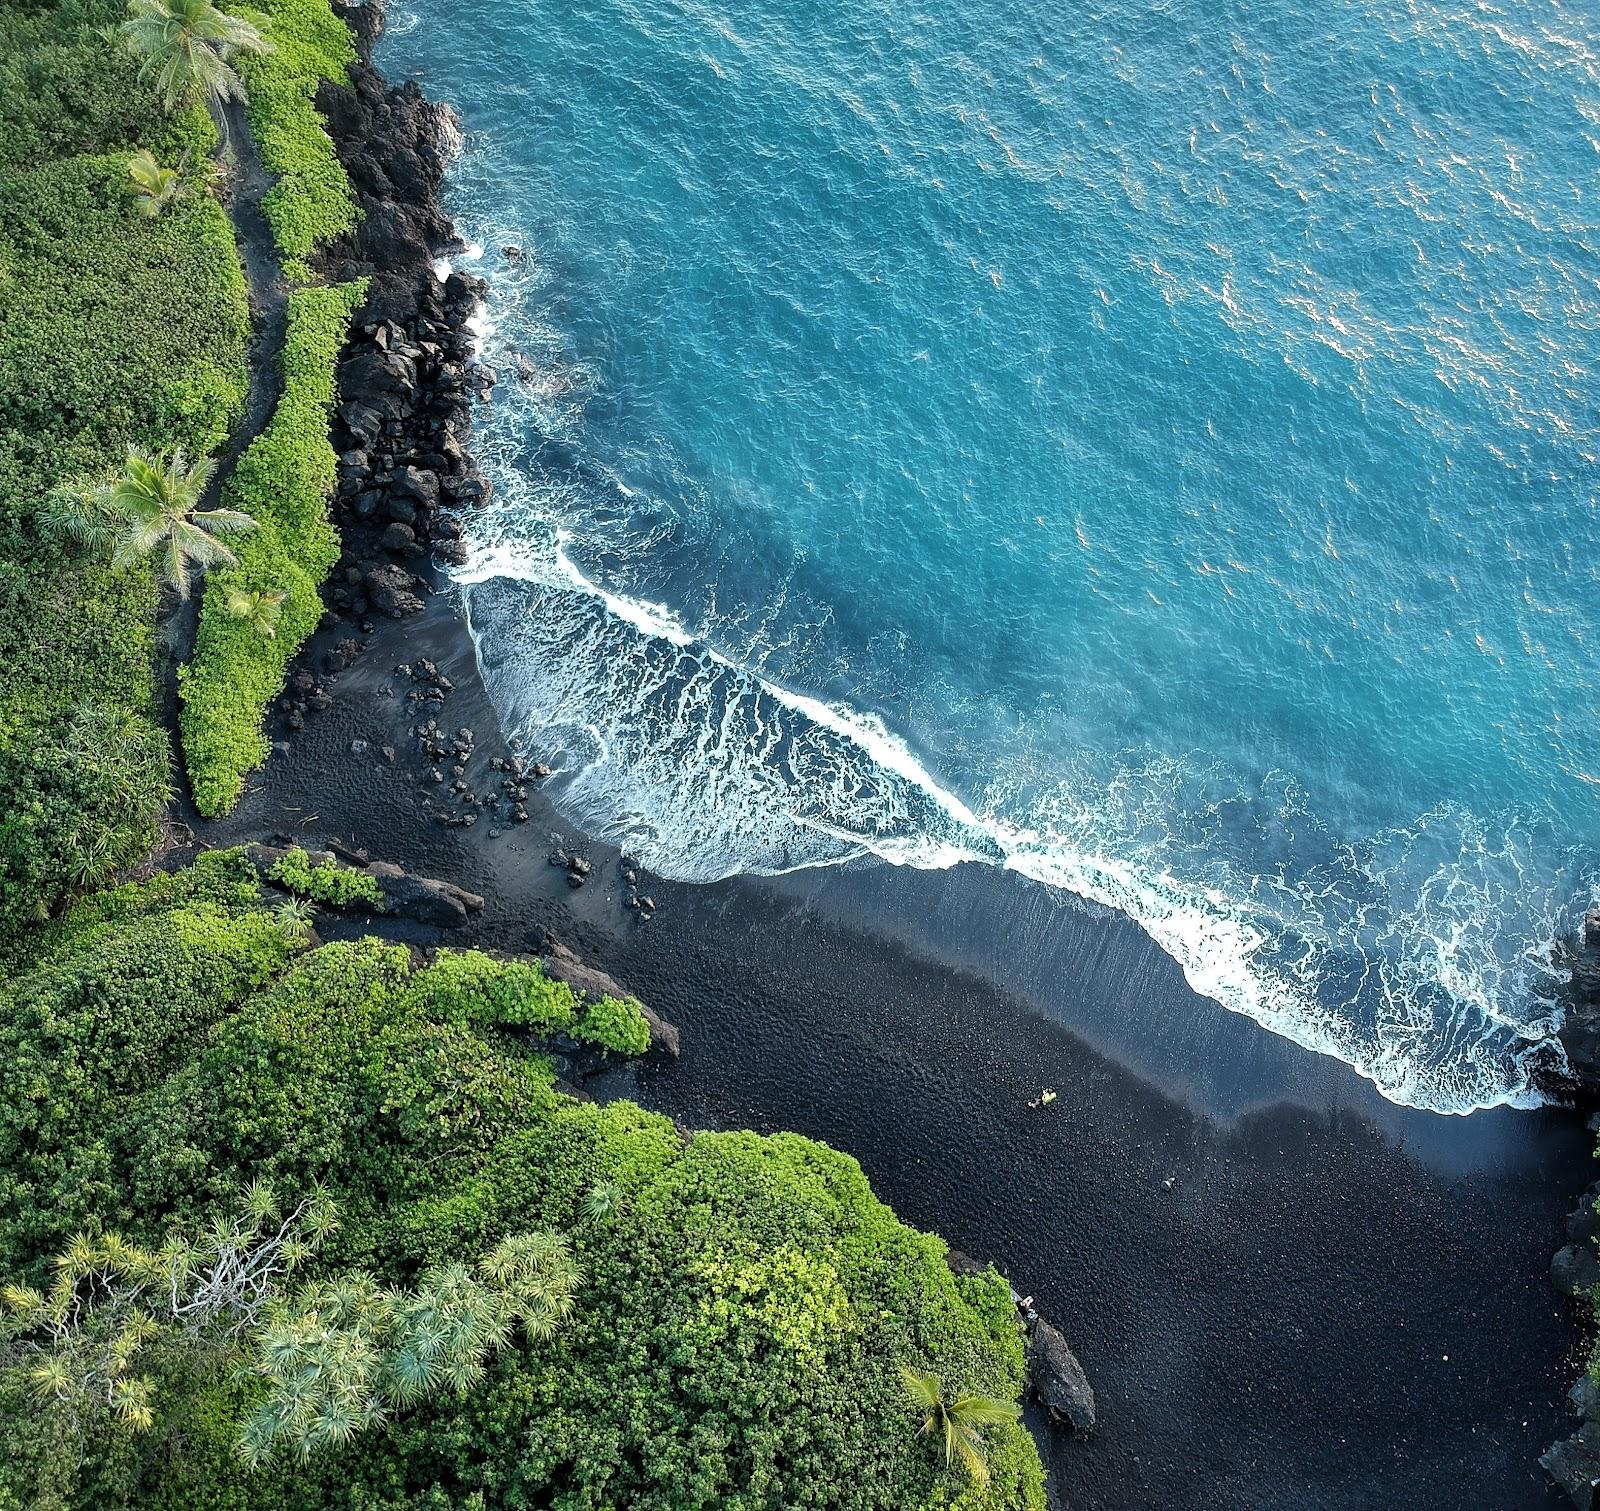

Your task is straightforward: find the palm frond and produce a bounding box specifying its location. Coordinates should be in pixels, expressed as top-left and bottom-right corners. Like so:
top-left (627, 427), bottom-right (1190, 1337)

top-left (948, 1392), bottom-right (1021, 1429)
top-left (899, 1365), bottom-right (941, 1411)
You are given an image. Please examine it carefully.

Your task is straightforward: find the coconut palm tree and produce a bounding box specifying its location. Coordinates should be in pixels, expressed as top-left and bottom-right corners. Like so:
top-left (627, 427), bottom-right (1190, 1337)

top-left (900, 1366), bottom-right (1019, 1487)
top-left (222, 583), bottom-right (288, 638)
top-left (57, 446), bottom-right (257, 599)
top-left (127, 148), bottom-right (187, 218)
top-left (120, 0), bottom-right (271, 114)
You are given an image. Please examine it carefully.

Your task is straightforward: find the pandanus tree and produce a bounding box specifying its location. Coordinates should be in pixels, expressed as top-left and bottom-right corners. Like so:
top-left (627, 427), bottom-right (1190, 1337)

top-left (900, 1366), bottom-right (1020, 1487)
top-left (126, 148), bottom-right (187, 218)
top-left (45, 447), bottom-right (257, 600)
top-left (119, 0), bottom-right (271, 114)
top-left (239, 1232), bottom-right (581, 1465)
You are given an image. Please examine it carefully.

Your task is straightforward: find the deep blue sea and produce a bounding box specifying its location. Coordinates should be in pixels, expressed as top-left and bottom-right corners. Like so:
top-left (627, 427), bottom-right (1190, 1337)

top-left (380, 0), bottom-right (1600, 1113)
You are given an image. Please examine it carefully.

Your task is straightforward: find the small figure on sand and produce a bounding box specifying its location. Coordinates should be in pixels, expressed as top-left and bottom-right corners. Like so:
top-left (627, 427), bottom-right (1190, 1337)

top-left (1026, 1088), bottom-right (1057, 1110)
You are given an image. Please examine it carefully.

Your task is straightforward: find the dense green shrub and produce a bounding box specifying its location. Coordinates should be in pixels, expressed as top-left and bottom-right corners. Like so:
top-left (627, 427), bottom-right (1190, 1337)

top-left (268, 846), bottom-right (384, 906)
top-left (0, 901), bottom-right (293, 1266)
top-left (179, 279), bottom-right (366, 815)
top-left (400, 949), bottom-right (583, 1035)
top-left (0, 868), bottom-right (1045, 1509)
top-left (232, 0), bottom-right (360, 279)
top-left (572, 992), bottom-right (655, 1056)
top-left (395, 949), bottom-right (654, 1055)
top-left (0, 140), bottom-right (249, 929)
top-left (0, 0), bottom-right (215, 173)
top-left (0, 706), bottom-right (172, 931)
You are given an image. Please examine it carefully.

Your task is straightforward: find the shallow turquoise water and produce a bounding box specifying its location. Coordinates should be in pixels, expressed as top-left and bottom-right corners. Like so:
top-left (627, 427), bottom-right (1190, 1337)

top-left (381, 0), bottom-right (1600, 1112)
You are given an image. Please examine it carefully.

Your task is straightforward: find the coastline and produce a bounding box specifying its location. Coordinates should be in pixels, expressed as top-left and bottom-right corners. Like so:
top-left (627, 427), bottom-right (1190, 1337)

top-left (179, 3), bottom-right (1597, 1504)
top-left (196, 580), bottom-right (1593, 1507)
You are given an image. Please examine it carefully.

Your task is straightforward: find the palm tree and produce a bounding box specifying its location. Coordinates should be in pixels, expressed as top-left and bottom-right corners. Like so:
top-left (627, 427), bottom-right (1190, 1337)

top-left (582, 1180), bottom-right (622, 1222)
top-left (900, 1366), bottom-right (1019, 1487)
top-left (41, 480), bottom-right (124, 555)
top-left (270, 897), bottom-right (317, 945)
top-left (72, 446), bottom-right (257, 599)
top-left (222, 583), bottom-right (288, 638)
top-left (127, 148), bottom-right (187, 218)
top-left (120, 0), bottom-right (271, 114)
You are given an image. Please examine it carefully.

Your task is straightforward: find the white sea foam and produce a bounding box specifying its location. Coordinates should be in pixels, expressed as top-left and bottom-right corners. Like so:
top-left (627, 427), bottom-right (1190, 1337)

top-left (436, 187), bottom-right (1568, 1118)
top-left (453, 516), bottom-right (1562, 1114)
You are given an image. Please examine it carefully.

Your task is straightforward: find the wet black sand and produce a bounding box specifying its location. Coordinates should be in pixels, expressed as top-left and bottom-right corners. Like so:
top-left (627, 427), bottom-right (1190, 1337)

top-left (195, 589), bottom-right (1594, 1509)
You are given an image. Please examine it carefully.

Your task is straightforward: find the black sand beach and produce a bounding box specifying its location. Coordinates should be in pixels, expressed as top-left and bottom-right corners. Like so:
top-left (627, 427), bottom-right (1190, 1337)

top-left (190, 589), bottom-right (1594, 1510)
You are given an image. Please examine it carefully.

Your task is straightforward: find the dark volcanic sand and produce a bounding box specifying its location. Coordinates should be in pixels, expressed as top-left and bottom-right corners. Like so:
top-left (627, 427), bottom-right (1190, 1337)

top-left (194, 588), bottom-right (1593, 1510)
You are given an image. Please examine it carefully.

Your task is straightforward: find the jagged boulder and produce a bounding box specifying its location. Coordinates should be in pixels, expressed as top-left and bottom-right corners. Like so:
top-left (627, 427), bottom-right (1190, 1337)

top-left (1554, 1243), bottom-right (1600, 1299)
top-left (1545, 1424), bottom-right (1600, 1510)
top-left (365, 562), bottom-right (424, 617)
top-left (1570, 1185), bottom-right (1600, 1249)
top-left (365, 860), bottom-right (483, 927)
top-left (1028, 1318), bottom-right (1095, 1434)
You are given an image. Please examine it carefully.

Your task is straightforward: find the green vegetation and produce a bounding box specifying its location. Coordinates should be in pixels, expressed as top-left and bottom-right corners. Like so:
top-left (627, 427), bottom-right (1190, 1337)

top-left (395, 945), bottom-right (656, 1054)
top-left (0, 858), bottom-right (1045, 1508)
top-left (45, 445), bottom-right (257, 598)
top-left (1, 0), bottom-right (366, 908)
top-left (221, 582), bottom-right (288, 636)
top-left (0, 0), bottom-right (250, 930)
top-left (121, 0), bottom-right (271, 113)
top-left (179, 278), bottom-right (366, 815)
top-left (126, 148), bottom-right (188, 217)
top-left (234, 0), bottom-right (360, 280)
top-left (901, 1367), bottom-right (1021, 1488)
top-left (267, 846), bottom-right (384, 906)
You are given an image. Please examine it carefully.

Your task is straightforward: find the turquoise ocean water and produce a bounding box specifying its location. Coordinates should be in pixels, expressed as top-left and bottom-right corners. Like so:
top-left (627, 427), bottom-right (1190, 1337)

top-left (380, 0), bottom-right (1600, 1113)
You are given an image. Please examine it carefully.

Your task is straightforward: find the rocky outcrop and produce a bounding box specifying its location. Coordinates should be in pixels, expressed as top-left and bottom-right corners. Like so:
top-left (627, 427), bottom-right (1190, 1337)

top-left (1028, 1318), bottom-right (1096, 1434)
top-left (537, 935), bottom-right (682, 1057)
top-left (262, 0), bottom-right (491, 700)
top-left (940, 1252), bottom-right (1095, 1437)
top-left (365, 859), bottom-right (484, 928)
top-left (1556, 910), bottom-right (1600, 1099)
top-left (241, 842), bottom-right (484, 928)
top-left (1548, 1178), bottom-right (1600, 1504)
top-left (1546, 1422), bottom-right (1600, 1509)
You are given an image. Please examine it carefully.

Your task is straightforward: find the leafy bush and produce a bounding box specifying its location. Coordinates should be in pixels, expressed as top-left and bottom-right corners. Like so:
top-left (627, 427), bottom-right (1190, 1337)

top-left (572, 993), bottom-right (654, 1056)
top-left (267, 846), bottom-right (384, 907)
top-left (0, 706), bottom-right (173, 935)
top-left (0, 901), bottom-right (293, 1267)
top-left (399, 949), bottom-right (582, 1036)
top-left (233, 0), bottom-right (360, 279)
top-left (0, 865), bottom-right (1045, 1509)
top-left (179, 279), bottom-right (366, 815)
